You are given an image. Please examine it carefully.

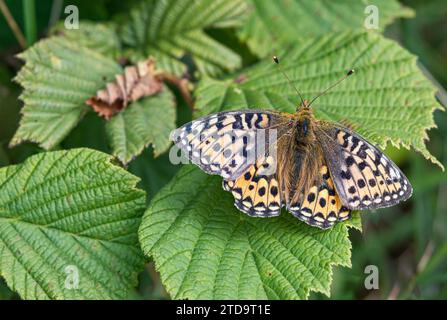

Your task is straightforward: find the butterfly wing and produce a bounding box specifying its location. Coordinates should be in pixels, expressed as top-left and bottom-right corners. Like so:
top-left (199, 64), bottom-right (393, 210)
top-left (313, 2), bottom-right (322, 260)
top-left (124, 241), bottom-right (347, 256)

top-left (223, 155), bottom-right (282, 217)
top-left (285, 160), bottom-right (351, 229)
top-left (170, 109), bottom-right (290, 180)
top-left (171, 109), bottom-right (292, 217)
top-left (316, 125), bottom-right (413, 210)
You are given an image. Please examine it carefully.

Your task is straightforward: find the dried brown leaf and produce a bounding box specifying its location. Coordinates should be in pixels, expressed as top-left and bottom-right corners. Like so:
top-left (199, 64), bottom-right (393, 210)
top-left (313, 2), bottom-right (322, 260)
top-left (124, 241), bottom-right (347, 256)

top-left (87, 59), bottom-right (163, 119)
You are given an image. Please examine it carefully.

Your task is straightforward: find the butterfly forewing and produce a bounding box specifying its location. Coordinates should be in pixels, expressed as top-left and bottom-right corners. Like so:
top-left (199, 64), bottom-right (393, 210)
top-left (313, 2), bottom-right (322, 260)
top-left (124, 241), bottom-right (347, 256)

top-left (170, 110), bottom-right (290, 180)
top-left (317, 126), bottom-right (413, 210)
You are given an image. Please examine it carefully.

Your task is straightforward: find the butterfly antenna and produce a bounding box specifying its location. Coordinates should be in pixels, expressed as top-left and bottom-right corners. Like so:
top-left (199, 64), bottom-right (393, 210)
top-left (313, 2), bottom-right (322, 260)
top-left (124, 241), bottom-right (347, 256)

top-left (308, 69), bottom-right (355, 107)
top-left (273, 56), bottom-right (305, 106)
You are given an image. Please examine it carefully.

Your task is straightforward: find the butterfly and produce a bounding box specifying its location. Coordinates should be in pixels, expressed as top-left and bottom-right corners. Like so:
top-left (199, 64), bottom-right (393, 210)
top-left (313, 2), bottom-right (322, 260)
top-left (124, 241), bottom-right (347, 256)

top-left (170, 60), bottom-right (412, 229)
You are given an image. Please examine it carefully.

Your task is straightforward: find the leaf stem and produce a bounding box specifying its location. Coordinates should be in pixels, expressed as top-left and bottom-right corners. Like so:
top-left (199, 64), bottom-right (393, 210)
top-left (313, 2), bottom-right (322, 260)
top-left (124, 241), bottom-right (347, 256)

top-left (0, 0), bottom-right (27, 48)
top-left (48, 0), bottom-right (63, 29)
top-left (157, 73), bottom-right (194, 110)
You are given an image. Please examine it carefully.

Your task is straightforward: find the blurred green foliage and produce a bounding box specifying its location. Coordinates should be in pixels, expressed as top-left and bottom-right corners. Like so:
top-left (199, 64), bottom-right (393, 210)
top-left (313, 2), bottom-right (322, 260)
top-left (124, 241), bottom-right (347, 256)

top-left (0, 0), bottom-right (446, 300)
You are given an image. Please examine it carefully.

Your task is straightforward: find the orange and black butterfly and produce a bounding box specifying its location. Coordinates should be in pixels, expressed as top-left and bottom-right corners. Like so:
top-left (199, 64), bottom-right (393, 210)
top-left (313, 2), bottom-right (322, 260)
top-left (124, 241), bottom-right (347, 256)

top-left (170, 58), bottom-right (412, 229)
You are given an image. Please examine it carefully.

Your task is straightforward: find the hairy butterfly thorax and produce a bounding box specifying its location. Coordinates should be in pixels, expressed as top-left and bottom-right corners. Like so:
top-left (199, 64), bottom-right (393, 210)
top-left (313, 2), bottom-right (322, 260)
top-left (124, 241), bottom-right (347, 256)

top-left (170, 57), bottom-right (412, 229)
top-left (294, 104), bottom-right (315, 142)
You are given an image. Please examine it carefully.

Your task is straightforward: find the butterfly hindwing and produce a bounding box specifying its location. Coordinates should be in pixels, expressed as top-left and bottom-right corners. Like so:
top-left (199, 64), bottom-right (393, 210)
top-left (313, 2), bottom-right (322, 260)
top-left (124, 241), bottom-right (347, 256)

top-left (317, 126), bottom-right (413, 210)
top-left (170, 110), bottom-right (288, 180)
top-left (287, 164), bottom-right (351, 229)
top-left (223, 155), bottom-right (282, 217)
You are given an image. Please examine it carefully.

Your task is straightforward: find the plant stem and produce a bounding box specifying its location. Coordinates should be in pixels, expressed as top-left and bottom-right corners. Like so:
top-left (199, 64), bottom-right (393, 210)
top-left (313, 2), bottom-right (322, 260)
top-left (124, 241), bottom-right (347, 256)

top-left (48, 0), bottom-right (63, 29)
top-left (0, 0), bottom-right (27, 48)
top-left (22, 0), bottom-right (37, 46)
top-left (157, 73), bottom-right (194, 110)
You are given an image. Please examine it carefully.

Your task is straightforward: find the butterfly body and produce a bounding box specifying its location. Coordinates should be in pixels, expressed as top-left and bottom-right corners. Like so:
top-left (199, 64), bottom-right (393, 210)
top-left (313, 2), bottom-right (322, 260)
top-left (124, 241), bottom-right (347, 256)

top-left (171, 102), bottom-right (412, 229)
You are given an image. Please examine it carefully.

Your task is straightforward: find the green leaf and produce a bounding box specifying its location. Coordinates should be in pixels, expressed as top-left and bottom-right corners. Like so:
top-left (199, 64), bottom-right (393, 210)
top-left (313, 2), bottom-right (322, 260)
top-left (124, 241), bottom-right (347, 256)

top-left (119, 0), bottom-right (248, 76)
top-left (50, 21), bottom-right (121, 58)
top-left (239, 0), bottom-right (414, 57)
top-left (11, 38), bottom-right (122, 150)
top-left (0, 148), bottom-right (146, 299)
top-left (195, 32), bottom-right (443, 168)
top-left (105, 87), bottom-right (176, 165)
top-left (139, 166), bottom-right (359, 299)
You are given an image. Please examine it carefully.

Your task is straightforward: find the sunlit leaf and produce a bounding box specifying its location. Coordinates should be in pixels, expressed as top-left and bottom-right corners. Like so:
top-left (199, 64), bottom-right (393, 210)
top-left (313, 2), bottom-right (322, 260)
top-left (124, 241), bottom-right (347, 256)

top-left (120, 0), bottom-right (248, 76)
top-left (11, 38), bottom-right (122, 150)
top-left (140, 166), bottom-right (360, 299)
top-left (50, 21), bottom-right (121, 58)
top-left (105, 88), bottom-right (176, 165)
top-left (0, 148), bottom-right (146, 299)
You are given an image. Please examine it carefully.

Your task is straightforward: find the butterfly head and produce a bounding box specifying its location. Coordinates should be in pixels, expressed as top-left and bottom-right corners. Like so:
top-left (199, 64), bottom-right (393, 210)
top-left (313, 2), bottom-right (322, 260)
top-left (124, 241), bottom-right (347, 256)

top-left (297, 99), bottom-right (310, 111)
